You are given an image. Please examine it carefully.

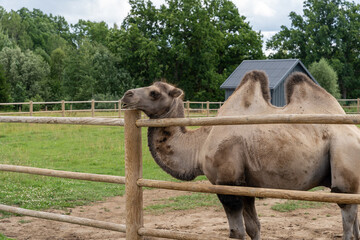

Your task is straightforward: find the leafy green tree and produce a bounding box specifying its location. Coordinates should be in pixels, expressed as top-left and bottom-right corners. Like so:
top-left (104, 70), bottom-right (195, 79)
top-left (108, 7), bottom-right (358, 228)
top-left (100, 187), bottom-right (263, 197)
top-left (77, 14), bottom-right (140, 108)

top-left (0, 47), bottom-right (50, 102)
top-left (71, 20), bottom-right (110, 46)
top-left (63, 40), bottom-right (134, 100)
top-left (49, 48), bottom-right (66, 100)
top-left (63, 40), bottom-right (96, 100)
top-left (267, 0), bottom-right (360, 98)
top-left (0, 64), bottom-right (11, 104)
top-left (309, 58), bottom-right (340, 98)
top-left (92, 44), bottom-right (134, 97)
top-left (112, 0), bottom-right (264, 101)
top-left (0, 8), bottom-right (72, 54)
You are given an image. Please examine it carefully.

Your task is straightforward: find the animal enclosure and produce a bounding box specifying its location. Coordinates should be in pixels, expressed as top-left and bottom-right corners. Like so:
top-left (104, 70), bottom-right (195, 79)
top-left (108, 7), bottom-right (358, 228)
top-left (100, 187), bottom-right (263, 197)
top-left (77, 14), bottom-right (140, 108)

top-left (0, 112), bottom-right (360, 239)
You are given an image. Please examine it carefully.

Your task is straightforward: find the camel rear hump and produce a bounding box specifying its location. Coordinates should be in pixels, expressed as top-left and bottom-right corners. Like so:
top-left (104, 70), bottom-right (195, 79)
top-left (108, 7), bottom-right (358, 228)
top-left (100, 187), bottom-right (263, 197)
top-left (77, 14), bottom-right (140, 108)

top-left (285, 72), bottom-right (344, 114)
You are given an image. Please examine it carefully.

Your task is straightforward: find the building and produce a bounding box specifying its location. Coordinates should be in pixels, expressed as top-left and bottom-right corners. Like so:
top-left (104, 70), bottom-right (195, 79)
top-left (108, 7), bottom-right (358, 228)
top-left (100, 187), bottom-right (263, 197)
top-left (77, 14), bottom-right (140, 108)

top-left (220, 59), bottom-right (318, 107)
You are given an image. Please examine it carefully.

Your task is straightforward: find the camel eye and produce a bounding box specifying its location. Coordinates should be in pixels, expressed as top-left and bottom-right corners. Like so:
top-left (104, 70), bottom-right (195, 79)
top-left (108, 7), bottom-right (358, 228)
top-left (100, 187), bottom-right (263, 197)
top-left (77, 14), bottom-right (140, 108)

top-left (150, 90), bottom-right (161, 100)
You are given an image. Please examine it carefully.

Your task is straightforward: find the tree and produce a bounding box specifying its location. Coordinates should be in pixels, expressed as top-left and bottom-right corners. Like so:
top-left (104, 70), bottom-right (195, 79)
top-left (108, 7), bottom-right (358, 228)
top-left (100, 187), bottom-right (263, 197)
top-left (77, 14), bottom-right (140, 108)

top-left (63, 40), bottom-right (134, 100)
top-left (309, 58), bottom-right (340, 98)
top-left (111, 0), bottom-right (264, 101)
top-left (49, 48), bottom-right (66, 100)
top-left (0, 64), bottom-right (11, 104)
top-left (267, 0), bottom-right (360, 98)
top-left (0, 47), bottom-right (50, 102)
top-left (71, 20), bottom-right (110, 46)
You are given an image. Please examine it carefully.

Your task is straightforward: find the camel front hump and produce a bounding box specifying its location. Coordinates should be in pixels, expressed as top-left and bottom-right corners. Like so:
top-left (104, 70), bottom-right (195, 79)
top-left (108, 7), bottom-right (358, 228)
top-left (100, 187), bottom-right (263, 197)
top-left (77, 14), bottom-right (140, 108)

top-left (202, 124), bottom-right (332, 190)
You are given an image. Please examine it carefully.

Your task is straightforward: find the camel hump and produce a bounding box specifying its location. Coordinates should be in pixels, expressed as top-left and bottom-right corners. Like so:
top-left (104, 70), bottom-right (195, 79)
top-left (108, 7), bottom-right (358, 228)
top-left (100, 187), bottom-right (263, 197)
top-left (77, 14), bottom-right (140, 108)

top-left (285, 72), bottom-right (319, 103)
top-left (285, 72), bottom-right (344, 113)
top-left (235, 70), bottom-right (271, 103)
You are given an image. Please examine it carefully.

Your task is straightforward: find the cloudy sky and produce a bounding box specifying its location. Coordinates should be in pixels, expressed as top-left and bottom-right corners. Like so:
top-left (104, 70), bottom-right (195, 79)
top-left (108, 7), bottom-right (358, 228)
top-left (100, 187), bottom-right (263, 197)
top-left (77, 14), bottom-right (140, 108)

top-left (0, 0), bottom-right (359, 51)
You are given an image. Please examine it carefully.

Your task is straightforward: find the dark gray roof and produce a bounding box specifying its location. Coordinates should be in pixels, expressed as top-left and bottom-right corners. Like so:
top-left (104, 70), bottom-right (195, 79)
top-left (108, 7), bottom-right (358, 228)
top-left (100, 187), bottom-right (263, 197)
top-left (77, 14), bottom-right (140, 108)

top-left (220, 59), bottom-right (317, 89)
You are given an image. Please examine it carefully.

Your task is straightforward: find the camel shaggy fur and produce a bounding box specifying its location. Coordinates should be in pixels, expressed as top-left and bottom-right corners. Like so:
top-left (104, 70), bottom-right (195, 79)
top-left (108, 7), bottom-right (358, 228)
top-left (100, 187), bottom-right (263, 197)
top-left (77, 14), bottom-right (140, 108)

top-left (121, 71), bottom-right (360, 239)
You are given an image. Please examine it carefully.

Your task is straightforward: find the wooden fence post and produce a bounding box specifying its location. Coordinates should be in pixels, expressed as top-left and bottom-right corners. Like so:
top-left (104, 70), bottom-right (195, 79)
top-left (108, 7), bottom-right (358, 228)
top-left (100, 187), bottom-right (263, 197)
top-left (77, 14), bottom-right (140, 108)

top-left (29, 101), bottom-right (33, 116)
top-left (61, 100), bottom-right (65, 117)
top-left (206, 101), bottom-right (210, 117)
top-left (118, 100), bottom-right (122, 118)
top-left (124, 110), bottom-right (143, 240)
top-left (186, 101), bottom-right (190, 118)
top-left (357, 98), bottom-right (359, 114)
top-left (91, 99), bottom-right (95, 118)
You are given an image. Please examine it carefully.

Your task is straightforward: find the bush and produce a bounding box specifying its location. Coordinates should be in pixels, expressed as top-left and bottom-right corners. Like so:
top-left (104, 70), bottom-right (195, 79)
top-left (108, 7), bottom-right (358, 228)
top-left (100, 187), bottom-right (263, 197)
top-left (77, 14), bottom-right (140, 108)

top-left (309, 58), bottom-right (340, 98)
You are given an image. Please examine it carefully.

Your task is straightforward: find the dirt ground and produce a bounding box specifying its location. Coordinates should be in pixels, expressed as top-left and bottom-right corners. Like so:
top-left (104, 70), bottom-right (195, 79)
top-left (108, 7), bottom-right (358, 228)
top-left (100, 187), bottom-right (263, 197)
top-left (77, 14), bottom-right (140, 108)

top-left (0, 188), bottom-right (355, 240)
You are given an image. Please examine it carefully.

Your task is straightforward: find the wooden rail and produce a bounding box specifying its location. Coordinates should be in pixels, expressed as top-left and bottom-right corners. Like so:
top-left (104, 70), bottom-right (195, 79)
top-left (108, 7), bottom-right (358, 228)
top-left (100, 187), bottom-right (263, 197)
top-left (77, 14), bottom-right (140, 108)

top-left (137, 179), bottom-right (360, 204)
top-left (0, 164), bottom-right (125, 184)
top-left (136, 114), bottom-right (360, 127)
top-left (0, 204), bottom-right (126, 232)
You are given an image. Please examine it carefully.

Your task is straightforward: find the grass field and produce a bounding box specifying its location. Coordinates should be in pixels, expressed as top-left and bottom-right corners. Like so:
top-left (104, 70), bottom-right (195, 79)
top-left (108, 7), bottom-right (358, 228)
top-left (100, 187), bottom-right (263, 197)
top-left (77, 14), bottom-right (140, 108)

top-left (0, 122), bottom-right (202, 214)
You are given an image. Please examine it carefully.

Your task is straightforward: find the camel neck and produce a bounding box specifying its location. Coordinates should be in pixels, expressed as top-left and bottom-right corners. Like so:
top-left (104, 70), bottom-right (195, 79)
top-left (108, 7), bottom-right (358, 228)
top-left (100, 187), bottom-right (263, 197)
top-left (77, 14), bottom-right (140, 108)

top-left (147, 99), bottom-right (208, 181)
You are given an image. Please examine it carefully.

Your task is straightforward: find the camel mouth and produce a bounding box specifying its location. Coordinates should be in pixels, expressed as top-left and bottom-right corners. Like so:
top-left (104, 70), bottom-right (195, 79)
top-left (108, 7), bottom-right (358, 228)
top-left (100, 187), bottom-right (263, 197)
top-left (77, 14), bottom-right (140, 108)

top-left (121, 102), bottom-right (137, 110)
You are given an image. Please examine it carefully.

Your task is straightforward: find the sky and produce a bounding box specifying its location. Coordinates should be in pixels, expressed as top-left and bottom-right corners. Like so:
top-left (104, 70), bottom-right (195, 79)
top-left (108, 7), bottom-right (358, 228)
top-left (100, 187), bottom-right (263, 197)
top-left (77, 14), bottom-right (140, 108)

top-left (0, 0), bottom-right (359, 53)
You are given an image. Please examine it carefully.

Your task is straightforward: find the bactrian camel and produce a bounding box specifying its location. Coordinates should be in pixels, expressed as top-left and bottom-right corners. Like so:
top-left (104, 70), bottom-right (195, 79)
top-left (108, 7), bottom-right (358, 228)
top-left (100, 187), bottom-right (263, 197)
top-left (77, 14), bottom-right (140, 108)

top-left (121, 71), bottom-right (360, 240)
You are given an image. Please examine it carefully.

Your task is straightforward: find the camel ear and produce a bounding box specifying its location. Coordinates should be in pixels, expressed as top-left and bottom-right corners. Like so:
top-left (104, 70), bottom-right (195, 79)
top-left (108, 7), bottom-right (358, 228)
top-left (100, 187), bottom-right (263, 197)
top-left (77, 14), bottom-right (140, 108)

top-left (169, 88), bottom-right (183, 98)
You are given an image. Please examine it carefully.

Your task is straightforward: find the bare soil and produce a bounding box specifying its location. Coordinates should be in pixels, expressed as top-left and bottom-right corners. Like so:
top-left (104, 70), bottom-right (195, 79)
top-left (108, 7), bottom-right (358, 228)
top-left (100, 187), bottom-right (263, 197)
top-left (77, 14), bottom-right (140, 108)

top-left (0, 188), bottom-right (355, 240)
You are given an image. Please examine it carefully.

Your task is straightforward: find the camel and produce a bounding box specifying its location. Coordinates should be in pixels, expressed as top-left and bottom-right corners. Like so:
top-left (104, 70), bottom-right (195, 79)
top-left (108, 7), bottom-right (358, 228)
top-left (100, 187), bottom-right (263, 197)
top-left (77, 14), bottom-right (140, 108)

top-left (121, 70), bottom-right (360, 240)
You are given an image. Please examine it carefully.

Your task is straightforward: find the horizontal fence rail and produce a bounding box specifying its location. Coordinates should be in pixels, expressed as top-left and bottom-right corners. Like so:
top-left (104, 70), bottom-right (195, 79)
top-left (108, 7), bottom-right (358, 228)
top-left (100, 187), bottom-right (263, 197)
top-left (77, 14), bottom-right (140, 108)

top-left (137, 179), bottom-right (360, 204)
top-left (0, 116), bottom-right (124, 126)
top-left (138, 227), bottom-right (230, 240)
top-left (136, 114), bottom-right (360, 127)
top-left (0, 204), bottom-right (126, 233)
top-left (0, 164), bottom-right (125, 184)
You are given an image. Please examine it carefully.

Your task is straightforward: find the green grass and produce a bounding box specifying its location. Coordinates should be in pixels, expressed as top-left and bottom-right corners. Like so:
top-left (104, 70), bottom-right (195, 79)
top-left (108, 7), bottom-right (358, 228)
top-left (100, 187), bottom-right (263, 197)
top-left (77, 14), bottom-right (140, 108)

top-left (271, 200), bottom-right (324, 212)
top-left (270, 187), bottom-right (326, 212)
top-left (0, 123), bottom-right (188, 214)
top-left (144, 193), bottom-right (221, 214)
top-left (0, 233), bottom-right (14, 240)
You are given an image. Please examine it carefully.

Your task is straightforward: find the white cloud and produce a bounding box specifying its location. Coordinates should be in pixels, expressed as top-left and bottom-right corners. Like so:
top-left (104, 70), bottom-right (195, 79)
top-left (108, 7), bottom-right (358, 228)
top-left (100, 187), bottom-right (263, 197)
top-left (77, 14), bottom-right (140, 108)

top-left (233, 0), bottom-right (304, 31)
top-left (253, 1), bottom-right (276, 18)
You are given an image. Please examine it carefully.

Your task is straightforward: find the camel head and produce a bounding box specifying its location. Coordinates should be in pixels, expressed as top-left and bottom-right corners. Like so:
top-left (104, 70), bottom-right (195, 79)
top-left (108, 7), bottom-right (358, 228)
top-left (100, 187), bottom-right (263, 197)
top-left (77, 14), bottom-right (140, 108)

top-left (121, 82), bottom-right (184, 118)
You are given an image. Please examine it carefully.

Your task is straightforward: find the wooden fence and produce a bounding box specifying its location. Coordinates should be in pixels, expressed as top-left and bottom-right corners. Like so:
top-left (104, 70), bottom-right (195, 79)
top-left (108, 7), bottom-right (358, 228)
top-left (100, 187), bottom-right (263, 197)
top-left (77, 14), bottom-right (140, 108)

top-left (0, 113), bottom-right (360, 239)
top-left (0, 98), bottom-right (359, 117)
top-left (0, 100), bottom-right (225, 118)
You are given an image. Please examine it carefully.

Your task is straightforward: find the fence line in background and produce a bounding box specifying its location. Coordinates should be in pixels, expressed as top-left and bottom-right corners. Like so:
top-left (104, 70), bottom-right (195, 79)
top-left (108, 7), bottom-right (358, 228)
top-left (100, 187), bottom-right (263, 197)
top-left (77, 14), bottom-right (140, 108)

top-left (0, 116), bottom-right (124, 126)
top-left (0, 113), bottom-right (360, 239)
top-left (0, 99), bottom-right (359, 117)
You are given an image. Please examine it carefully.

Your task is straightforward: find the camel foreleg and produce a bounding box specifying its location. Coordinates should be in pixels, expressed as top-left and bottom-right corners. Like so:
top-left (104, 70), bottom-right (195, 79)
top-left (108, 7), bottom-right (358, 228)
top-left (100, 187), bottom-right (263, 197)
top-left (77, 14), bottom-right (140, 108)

top-left (217, 194), bottom-right (246, 239)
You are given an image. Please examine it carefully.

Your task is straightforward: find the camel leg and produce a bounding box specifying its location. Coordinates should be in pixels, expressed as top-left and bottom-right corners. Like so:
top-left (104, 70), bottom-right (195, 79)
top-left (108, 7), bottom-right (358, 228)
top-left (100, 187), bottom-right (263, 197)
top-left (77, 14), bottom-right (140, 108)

top-left (217, 194), bottom-right (246, 239)
top-left (354, 214), bottom-right (359, 239)
top-left (338, 204), bottom-right (358, 240)
top-left (243, 197), bottom-right (261, 240)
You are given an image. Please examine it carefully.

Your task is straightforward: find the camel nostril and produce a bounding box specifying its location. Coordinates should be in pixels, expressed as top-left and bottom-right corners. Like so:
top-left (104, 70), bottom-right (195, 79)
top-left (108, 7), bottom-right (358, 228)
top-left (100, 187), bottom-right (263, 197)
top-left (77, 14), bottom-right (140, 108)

top-left (125, 91), bottom-right (134, 98)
